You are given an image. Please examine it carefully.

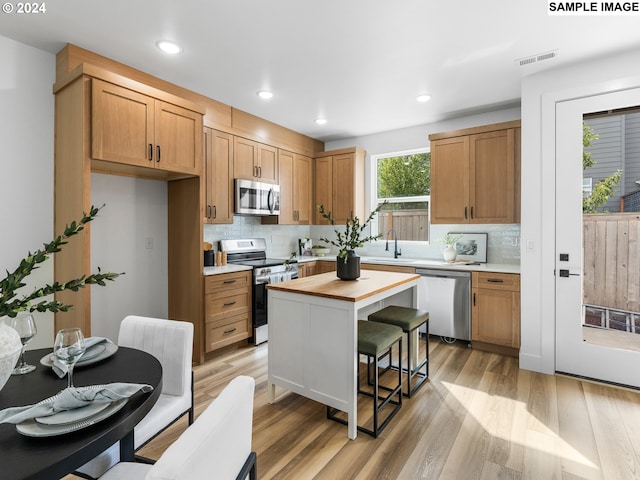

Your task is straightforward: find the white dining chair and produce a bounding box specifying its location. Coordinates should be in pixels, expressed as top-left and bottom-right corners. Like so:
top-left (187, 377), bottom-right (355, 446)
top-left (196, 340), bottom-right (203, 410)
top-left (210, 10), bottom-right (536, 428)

top-left (98, 375), bottom-right (256, 480)
top-left (75, 315), bottom-right (194, 479)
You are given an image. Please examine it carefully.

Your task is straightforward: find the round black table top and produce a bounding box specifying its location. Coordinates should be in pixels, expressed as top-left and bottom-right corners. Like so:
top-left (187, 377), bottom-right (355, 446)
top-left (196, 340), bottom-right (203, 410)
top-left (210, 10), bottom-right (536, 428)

top-left (0, 347), bottom-right (162, 480)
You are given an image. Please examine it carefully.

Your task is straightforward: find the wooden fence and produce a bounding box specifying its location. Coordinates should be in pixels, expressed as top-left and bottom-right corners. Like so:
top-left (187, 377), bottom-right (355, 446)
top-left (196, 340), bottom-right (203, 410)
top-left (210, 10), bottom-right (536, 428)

top-left (378, 210), bottom-right (428, 241)
top-left (583, 213), bottom-right (640, 313)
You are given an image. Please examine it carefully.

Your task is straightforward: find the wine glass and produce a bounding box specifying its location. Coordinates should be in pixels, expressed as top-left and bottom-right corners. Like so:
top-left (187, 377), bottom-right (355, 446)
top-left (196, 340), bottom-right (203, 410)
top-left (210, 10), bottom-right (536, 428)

top-left (10, 314), bottom-right (38, 375)
top-left (53, 328), bottom-right (86, 388)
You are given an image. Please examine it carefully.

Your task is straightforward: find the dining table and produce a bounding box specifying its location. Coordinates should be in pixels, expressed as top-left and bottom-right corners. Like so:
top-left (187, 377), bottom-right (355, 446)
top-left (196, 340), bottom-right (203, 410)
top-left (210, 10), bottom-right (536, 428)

top-left (0, 346), bottom-right (162, 480)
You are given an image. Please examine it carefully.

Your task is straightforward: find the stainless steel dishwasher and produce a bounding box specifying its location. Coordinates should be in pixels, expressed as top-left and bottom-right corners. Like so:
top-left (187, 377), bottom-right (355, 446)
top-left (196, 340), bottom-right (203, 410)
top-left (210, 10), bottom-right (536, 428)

top-left (416, 268), bottom-right (471, 343)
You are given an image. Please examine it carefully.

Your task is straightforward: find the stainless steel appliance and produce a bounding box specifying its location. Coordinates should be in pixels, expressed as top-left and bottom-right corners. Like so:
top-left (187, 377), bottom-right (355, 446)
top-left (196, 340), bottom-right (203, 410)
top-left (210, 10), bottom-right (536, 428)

top-left (234, 179), bottom-right (280, 215)
top-left (220, 238), bottom-right (298, 345)
top-left (416, 268), bottom-right (471, 343)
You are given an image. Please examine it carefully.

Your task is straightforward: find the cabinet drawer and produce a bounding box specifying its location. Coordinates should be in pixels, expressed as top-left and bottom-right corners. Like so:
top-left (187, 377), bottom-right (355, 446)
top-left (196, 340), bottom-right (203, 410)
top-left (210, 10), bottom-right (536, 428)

top-left (205, 314), bottom-right (249, 352)
top-left (204, 271), bottom-right (251, 294)
top-left (472, 272), bottom-right (520, 291)
top-left (205, 290), bottom-right (250, 323)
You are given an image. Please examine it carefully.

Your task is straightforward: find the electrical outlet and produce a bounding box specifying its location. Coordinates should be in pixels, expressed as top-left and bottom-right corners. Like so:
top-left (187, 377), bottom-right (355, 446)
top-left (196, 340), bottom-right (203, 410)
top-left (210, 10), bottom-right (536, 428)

top-left (145, 237), bottom-right (154, 250)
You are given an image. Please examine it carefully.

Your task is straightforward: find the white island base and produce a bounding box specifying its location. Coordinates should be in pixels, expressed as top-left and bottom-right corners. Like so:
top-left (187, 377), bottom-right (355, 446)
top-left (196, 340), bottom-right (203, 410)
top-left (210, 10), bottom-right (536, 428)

top-left (267, 270), bottom-right (419, 439)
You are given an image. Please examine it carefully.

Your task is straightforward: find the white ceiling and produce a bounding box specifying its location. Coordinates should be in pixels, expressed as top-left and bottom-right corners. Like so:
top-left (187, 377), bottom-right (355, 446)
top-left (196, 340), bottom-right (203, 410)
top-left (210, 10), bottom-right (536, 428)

top-left (2, 1), bottom-right (640, 142)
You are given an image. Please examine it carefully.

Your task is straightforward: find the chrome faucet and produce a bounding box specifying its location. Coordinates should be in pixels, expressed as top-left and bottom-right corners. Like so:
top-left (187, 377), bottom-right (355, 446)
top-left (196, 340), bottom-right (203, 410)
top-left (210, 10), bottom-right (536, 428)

top-left (385, 229), bottom-right (402, 259)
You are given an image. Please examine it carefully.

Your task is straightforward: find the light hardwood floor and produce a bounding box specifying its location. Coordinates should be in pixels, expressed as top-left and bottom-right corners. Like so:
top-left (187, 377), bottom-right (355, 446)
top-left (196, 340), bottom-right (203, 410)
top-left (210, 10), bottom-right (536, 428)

top-left (68, 338), bottom-right (640, 479)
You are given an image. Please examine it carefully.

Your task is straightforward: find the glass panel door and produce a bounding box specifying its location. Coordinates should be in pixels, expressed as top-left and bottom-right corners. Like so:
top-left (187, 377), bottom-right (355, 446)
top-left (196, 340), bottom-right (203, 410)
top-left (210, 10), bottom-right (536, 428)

top-left (555, 88), bottom-right (640, 388)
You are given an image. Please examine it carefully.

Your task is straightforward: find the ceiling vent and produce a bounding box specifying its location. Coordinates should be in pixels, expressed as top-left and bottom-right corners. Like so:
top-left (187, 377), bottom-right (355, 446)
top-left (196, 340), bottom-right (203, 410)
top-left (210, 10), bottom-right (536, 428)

top-left (517, 50), bottom-right (558, 67)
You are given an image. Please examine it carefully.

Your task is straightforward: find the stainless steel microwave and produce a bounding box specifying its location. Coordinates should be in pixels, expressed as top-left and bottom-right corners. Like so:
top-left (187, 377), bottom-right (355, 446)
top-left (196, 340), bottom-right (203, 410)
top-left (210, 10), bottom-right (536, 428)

top-left (234, 179), bottom-right (280, 216)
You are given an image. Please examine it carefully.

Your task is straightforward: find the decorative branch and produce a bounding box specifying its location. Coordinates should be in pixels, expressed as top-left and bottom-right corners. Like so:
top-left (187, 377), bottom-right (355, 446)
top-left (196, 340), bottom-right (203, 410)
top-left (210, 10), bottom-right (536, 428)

top-left (316, 202), bottom-right (386, 262)
top-left (0, 205), bottom-right (123, 318)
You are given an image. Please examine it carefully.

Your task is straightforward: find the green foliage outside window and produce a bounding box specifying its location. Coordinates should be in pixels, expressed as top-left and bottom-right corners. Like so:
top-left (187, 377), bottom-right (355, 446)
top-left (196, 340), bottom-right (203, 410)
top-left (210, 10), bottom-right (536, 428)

top-left (582, 123), bottom-right (622, 214)
top-left (377, 153), bottom-right (430, 210)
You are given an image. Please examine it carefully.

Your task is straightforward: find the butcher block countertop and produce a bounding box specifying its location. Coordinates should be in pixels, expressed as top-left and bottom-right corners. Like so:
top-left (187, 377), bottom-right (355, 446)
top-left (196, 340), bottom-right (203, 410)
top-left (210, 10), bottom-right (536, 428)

top-left (267, 270), bottom-right (419, 302)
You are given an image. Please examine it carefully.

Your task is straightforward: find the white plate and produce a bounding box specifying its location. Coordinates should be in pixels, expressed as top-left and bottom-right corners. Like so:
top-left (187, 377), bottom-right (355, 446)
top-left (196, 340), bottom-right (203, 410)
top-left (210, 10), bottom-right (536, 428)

top-left (16, 399), bottom-right (127, 437)
top-left (40, 343), bottom-right (118, 368)
top-left (35, 401), bottom-right (111, 426)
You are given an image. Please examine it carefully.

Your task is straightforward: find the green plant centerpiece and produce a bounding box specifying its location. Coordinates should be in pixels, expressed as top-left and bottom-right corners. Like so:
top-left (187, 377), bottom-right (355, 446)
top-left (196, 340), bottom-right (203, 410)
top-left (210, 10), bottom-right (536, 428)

top-left (0, 205), bottom-right (122, 318)
top-left (316, 202), bottom-right (385, 280)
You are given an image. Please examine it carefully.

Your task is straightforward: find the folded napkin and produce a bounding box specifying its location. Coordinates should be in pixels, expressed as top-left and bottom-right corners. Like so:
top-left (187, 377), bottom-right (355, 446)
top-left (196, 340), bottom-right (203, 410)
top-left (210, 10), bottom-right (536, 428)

top-left (52, 336), bottom-right (113, 378)
top-left (0, 382), bottom-right (153, 424)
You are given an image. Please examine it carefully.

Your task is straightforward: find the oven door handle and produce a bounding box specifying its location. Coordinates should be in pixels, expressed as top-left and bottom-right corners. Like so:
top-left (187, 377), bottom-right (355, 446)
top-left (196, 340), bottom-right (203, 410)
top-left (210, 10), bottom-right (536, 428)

top-left (255, 276), bottom-right (271, 285)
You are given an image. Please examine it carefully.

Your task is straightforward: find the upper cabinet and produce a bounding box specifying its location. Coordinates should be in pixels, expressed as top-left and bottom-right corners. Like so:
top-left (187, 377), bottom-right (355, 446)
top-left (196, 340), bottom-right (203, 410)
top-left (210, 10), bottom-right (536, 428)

top-left (91, 79), bottom-right (202, 176)
top-left (204, 128), bottom-right (234, 224)
top-left (233, 137), bottom-right (278, 184)
top-left (265, 150), bottom-right (312, 225)
top-left (314, 148), bottom-right (365, 224)
top-left (429, 120), bottom-right (521, 224)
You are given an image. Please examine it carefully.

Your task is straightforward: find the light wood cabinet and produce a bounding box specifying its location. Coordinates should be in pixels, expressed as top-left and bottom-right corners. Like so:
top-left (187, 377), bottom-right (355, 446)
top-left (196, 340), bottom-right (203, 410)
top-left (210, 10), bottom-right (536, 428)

top-left (316, 260), bottom-right (337, 274)
top-left (314, 147), bottom-right (365, 224)
top-left (204, 128), bottom-right (234, 224)
top-left (429, 121), bottom-right (520, 224)
top-left (54, 68), bottom-right (205, 352)
top-left (471, 272), bottom-right (520, 356)
top-left (298, 261), bottom-right (318, 278)
top-left (92, 78), bottom-right (202, 176)
top-left (204, 270), bottom-right (252, 353)
top-left (233, 137), bottom-right (278, 184)
top-left (265, 150), bottom-right (312, 224)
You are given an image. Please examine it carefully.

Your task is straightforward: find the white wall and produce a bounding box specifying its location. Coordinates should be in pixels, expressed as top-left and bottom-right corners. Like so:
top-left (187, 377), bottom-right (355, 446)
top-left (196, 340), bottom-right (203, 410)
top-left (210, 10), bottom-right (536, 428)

top-left (0, 36), bottom-right (55, 348)
top-left (90, 173), bottom-right (168, 342)
top-left (520, 48), bottom-right (640, 374)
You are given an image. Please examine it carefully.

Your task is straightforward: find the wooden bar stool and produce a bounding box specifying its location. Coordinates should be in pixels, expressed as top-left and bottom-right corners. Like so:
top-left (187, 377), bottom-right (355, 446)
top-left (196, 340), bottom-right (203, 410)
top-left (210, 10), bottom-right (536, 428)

top-left (327, 320), bottom-right (403, 438)
top-left (368, 305), bottom-right (429, 398)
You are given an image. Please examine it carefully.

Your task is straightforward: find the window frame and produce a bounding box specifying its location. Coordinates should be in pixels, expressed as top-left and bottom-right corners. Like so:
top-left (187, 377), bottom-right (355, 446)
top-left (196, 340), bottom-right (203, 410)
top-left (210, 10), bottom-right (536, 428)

top-left (369, 147), bottom-right (431, 245)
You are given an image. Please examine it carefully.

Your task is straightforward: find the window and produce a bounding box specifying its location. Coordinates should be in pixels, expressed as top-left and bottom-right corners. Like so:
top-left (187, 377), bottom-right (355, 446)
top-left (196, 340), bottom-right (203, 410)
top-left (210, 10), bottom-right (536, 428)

top-left (371, 148), bottom-right (430, 242)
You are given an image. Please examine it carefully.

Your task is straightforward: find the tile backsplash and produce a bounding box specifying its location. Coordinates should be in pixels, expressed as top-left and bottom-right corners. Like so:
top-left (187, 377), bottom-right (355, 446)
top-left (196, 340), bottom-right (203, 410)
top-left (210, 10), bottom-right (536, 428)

top-left (204, 216), bottom-right (521, 265)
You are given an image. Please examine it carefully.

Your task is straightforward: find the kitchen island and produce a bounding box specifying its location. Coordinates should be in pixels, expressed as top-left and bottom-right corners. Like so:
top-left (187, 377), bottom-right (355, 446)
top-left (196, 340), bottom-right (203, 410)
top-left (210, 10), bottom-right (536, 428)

top-left (266, 270), bottom-right (419, 439)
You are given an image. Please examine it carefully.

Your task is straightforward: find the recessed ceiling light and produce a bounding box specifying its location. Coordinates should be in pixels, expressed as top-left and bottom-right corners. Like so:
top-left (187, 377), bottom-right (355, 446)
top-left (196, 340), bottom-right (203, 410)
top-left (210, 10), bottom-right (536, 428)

top-left (156, 40), bottom-right (182, 55)
top-left (315, 118), bottom-right (327, 125)
top-left (416, 94), bottom-right (431, 103)
top-left (257, 90), bottom-right (274, 100)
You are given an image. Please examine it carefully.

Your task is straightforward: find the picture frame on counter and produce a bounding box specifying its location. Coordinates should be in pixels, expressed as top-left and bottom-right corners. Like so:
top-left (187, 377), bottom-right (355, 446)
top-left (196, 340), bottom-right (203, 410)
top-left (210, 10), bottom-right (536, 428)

top-left (449, 232), bottom-right (488, 263)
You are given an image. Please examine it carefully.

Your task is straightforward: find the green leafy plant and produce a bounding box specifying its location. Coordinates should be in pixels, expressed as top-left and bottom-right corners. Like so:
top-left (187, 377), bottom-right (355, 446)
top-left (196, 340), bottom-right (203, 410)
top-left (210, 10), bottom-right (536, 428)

top-left (439, 233), bottom-right (462, 246)
top-left (583, 123), bottom-right (622, 213)
top-left (0, 205), bottom-right (122, 318)
top-left (316, 202), bottom-right (386, 262)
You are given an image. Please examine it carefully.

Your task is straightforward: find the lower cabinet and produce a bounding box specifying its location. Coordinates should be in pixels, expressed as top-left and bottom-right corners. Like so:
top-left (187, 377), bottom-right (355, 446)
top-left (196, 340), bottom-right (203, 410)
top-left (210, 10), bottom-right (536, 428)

top-left (471, 272), bottom-right (520, 356)
top-left (298, 261), bottom-right (317, 278)
top-left (204, 270), bottom-right (252, 353)
top-left (316, 260), bottom-right (337, 274)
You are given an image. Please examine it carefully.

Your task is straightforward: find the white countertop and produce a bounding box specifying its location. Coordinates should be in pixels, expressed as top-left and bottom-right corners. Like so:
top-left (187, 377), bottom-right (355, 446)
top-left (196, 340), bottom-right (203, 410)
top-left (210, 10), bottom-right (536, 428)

top-left (295, 254), bottom-right (520, 274)
top-left (203, 264), bottom-right (253, 276)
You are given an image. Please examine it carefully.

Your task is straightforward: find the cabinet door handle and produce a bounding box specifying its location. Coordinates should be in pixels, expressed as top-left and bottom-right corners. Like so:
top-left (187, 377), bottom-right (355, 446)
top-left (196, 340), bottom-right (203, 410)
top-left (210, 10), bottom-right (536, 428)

top-left (258, 166), bottom-right (262, 178)
top-left (223, 327), bottom-right (237, 335)
top-left (148, 144), bottom-right (153, 161)
top-left (473, 292), bottom-right (476, 306)
top-left (487, 279), bottom-right (504, 283)
top-left (253, 166), bottom-right (258, 177)
top-left (223, 301), bottom-right (237, 306)
top-left (470, 206), bottom-right (474, 219)
top-left (464, 207), bottom-right (468, 219)
top-left (207, 205), bottom-right (212, 218)
top-left (223, 279), bottom-right (237, 284)
top-left (213, 205), bottom-right (217, 219)
top-left (156, 145), bottom-right (161, 163)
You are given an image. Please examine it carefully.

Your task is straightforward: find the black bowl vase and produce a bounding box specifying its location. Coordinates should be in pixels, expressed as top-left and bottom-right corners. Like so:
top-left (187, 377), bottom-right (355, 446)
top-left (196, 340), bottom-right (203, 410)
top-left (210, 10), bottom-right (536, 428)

top-left (336, 250), bottom-right (360, 280)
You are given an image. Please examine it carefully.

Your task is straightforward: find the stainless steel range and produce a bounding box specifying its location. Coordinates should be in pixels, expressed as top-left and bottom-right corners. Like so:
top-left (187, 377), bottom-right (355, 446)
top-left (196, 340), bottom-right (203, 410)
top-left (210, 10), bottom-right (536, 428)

top-left (219, 238), bottom-right (298, 345)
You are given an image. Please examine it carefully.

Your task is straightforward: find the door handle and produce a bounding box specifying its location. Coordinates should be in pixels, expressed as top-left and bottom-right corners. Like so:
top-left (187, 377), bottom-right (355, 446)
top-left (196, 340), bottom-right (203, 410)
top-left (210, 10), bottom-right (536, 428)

top-left (558, 269), bottom-right (581, 277)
